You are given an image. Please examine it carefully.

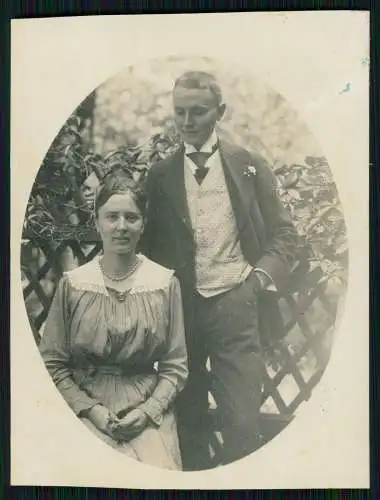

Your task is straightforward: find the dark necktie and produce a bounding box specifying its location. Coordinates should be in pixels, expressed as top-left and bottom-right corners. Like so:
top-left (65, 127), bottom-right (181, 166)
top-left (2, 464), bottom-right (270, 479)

top-left (187, 144), bottom-right (218, 185)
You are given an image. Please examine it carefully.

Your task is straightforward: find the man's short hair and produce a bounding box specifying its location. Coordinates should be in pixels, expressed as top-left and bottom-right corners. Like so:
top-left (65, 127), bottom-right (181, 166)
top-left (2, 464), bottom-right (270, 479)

top-left (173, 71), bottom-right (223, 106)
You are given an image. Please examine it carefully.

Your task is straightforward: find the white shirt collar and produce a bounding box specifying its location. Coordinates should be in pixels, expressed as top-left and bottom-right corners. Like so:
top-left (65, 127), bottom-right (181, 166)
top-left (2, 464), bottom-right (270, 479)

top-left (184, 130), bottom-right (218, 155)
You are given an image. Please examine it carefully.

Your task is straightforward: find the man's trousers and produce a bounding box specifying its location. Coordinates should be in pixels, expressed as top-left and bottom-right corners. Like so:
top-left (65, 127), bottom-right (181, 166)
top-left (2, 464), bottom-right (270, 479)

top-left (175, 271), bottom-right (265, 470)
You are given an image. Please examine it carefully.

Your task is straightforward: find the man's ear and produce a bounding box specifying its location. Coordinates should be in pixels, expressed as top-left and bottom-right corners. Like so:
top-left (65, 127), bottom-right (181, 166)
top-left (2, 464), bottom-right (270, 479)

top-left (218, 103), bottom-right (226, 121)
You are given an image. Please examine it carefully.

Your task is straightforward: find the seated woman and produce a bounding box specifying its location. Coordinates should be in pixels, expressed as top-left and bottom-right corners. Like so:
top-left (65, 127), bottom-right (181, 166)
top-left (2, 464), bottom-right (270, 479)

top-left (39, 165), bottom-right (188, 470)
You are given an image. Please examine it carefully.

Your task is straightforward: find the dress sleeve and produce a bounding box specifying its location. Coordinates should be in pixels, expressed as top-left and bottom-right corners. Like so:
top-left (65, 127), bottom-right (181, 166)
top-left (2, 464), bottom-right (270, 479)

top-left (39, 276), bottom-right (101, 416)
top-left (138, 275), bottom-right (188, 426)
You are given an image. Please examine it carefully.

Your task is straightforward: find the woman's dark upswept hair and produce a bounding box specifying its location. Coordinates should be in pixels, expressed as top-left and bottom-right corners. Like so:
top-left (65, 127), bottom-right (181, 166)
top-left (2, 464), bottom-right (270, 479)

top-left (95, 164), bottom-right (148, 218)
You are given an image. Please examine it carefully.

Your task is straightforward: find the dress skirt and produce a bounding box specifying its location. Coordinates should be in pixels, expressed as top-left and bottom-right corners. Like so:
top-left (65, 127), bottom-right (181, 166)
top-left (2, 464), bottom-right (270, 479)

top-left (81, 409), bottom-right (182, 470)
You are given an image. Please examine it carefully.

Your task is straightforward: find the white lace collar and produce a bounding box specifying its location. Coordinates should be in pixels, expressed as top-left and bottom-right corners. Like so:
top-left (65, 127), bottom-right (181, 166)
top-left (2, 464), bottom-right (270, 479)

top-left (64, 254), bottom-right (174, 295)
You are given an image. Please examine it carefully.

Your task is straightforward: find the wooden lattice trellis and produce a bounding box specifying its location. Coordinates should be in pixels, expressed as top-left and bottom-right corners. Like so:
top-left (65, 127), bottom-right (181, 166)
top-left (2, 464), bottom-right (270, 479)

top-left (21, 233), bottom-right (339, 467)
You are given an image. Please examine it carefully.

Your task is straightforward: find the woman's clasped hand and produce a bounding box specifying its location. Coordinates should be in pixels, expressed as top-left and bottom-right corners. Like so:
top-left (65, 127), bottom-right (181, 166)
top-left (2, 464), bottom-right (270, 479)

top-left (88, 404), bottom-right (150, 441)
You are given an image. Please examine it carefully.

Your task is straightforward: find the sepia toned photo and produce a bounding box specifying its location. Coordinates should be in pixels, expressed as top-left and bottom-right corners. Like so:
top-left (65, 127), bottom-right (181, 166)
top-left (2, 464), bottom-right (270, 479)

top-left (20, 55), bottom-right (349, 472)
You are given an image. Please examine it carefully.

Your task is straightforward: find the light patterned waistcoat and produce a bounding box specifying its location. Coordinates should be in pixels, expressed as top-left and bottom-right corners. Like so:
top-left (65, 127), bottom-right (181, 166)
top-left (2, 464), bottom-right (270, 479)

top-left (184, 150), bottom-right (252, 298)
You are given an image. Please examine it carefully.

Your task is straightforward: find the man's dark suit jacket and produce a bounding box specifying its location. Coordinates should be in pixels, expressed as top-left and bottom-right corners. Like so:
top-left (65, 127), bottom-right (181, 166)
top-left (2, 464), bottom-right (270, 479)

top-left (140, 139), bottom-right (299, 343)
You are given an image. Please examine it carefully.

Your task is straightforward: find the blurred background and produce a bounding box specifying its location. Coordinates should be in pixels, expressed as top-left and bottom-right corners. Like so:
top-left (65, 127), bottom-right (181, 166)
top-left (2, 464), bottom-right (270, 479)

top-left (91, 55), bottom-right (321, 165)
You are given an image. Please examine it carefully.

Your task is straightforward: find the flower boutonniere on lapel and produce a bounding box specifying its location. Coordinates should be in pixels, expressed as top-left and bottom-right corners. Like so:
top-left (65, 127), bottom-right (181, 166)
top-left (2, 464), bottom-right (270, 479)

top-left (243, 165), bottom-right (257, 177)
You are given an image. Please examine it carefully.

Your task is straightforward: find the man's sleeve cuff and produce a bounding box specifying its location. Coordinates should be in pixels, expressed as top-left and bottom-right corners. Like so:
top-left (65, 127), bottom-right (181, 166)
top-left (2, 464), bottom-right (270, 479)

top-left (254, 267), bottom-right (278, 292)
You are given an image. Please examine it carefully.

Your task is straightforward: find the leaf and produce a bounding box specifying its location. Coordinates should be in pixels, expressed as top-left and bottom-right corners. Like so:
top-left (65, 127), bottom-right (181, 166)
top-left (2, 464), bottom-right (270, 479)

top-left (304, 156), bottom-right (328, 167)
top-left (64, 144), bottom-right (73, 157)
top-left (286, 188), bottom-right (302, 201)
top-left (281, 172), bottom-right (299, 189)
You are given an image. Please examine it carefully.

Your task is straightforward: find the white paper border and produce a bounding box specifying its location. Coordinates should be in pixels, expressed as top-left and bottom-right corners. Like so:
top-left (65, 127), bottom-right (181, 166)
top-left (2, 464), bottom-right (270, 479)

top-left (11, 11), bottom-right (369, 489)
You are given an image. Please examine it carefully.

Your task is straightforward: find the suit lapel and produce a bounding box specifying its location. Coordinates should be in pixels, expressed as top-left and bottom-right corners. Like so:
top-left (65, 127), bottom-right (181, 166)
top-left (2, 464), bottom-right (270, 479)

top-left (160, 148), bottom-right (194, 235)
top-left (218, 139), bottom-right (253, 230)
top-left (158, 139), bottom-right (255, 235)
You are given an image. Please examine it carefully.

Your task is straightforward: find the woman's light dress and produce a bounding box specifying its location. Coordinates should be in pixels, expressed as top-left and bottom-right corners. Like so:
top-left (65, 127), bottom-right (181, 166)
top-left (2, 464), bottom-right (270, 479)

top-left (39, 255), bottom-right (188, 470)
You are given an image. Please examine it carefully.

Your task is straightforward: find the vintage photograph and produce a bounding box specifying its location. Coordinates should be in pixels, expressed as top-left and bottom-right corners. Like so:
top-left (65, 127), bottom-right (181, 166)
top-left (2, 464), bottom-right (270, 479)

top-left (20, 55), bottom-right (348, 472)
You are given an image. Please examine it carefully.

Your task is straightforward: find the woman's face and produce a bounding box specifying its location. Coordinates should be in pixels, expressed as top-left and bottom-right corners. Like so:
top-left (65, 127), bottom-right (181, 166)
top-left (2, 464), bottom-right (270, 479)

top-left (96, 192), bottom-right (144, 256)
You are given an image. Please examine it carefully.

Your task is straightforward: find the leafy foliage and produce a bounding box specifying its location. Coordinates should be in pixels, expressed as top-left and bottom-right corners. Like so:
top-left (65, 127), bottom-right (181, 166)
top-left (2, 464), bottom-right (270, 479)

top-left (24, 114), bottom-right (179, 242)
top-left (24, 112), bottom-right (348, 295)
top-left (275, 158), bottom-right (348, 287)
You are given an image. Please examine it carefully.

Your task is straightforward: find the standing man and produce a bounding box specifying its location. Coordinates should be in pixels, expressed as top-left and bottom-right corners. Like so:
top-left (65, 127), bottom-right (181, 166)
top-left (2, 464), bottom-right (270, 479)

top-left (140, 71), bottom-right (298, 470)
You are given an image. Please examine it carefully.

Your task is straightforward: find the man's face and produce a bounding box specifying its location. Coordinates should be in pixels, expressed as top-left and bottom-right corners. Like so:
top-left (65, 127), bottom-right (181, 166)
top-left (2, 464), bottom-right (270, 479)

top-left (173, 86), bottom-right (225, 149)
